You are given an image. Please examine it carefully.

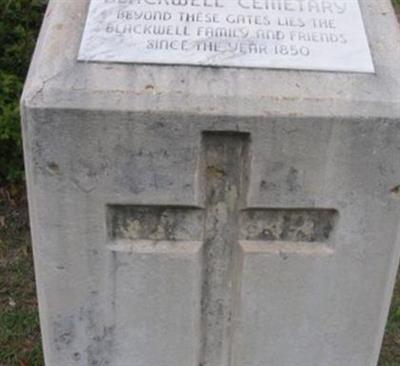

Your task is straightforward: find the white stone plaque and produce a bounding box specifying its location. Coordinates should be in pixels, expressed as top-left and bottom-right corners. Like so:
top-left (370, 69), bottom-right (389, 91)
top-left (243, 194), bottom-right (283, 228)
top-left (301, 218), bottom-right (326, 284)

top-left (79, 0), bottom-right (374, 73)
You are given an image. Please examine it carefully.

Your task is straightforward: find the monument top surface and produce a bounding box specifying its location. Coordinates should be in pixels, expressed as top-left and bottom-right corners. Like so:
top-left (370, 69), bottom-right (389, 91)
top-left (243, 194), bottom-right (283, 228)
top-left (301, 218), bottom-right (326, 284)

top-left (22, 0), bottom-right (400, 119)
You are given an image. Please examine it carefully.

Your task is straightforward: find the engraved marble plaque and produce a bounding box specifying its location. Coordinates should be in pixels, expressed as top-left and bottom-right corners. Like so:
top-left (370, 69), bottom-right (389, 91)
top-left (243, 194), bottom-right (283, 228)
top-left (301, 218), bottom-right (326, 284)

top-left (79, 0), bottom-right (374, 73)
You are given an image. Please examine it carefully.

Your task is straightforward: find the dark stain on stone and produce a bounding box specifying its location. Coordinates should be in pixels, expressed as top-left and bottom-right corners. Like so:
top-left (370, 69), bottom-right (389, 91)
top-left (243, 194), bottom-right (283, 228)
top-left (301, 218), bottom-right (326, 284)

top-left (53, 317), bottom-right (75, 351)
top-left (260, 180), bottom-right (277, 191)
top-left (287, 167), bottom-right (301, 192)
top-left (279, 251), bottom-right (289, 260)
top-left (47, 161), bottom-right (61, 175)
top-left (241, 209), bottom-right (338, 243)
top-left (390, 185), bottom-right (400, 199)
top-left (207, 165), bottom-right (225, 179)
top-left (86, 326), bottom-right (115, 366)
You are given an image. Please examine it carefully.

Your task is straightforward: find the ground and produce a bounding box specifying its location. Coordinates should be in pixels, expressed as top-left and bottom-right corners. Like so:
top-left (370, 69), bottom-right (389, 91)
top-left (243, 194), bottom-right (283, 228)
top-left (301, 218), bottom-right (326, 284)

top-left (380, 269), bottom-right (400, 366)
top-left (0, 188), bottom-right (43, 366)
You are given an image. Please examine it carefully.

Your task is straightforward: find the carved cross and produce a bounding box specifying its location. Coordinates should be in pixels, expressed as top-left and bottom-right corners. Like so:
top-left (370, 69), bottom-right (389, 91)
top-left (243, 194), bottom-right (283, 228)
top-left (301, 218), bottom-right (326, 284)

top-left (107, 132), bottom-right (336, 366)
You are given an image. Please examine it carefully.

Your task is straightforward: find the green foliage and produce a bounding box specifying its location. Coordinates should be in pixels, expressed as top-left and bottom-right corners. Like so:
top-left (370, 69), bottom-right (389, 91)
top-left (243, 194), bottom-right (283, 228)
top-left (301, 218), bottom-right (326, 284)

top-left (0, 0), bottom-right (47, 185)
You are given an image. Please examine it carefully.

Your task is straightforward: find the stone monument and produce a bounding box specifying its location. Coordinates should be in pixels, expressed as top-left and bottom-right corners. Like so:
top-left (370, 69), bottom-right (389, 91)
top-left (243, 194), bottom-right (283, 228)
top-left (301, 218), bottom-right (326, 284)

top-left (22, 0), bottom-right (400, 365)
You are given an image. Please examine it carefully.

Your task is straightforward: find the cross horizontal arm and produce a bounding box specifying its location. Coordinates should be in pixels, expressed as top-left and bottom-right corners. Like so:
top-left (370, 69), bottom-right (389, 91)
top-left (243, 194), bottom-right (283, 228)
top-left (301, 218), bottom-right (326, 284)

top-left (107, 205), bottom-right (204, 242)
top-left (240, 208), bottom-right (338, 243)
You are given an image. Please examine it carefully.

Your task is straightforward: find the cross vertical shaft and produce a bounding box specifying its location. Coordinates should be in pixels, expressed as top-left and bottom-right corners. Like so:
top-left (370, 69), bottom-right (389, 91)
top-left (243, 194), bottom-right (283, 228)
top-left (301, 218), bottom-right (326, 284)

top-left (200, 132), bottom-right (249, 366)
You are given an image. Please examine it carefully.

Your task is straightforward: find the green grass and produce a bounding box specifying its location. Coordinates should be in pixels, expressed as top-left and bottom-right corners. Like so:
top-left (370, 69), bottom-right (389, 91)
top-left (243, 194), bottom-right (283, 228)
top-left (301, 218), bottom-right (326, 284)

top-left (379, 268), bottom-right (400, 366)
top-left (0, 190), bottom-right (44, 366)
top-left (0, 310), bottom-right (42, 365)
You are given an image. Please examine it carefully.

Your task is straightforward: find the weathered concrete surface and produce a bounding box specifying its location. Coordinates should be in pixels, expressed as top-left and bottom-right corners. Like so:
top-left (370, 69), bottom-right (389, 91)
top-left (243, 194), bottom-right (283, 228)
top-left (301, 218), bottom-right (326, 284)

top-left (21, 1), bottom-right (400, 366)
